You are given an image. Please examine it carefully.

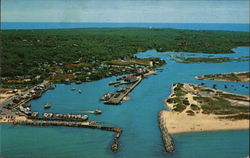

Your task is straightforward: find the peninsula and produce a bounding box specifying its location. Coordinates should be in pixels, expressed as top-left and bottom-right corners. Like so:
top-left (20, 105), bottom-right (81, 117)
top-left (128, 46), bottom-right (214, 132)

top-left (159, 83), bottom-right (249, 134)
top-left (197, 72), bottom-right (250, 82)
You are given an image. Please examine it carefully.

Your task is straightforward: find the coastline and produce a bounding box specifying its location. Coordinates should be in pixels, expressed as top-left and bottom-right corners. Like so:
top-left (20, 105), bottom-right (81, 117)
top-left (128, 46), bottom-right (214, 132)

top-left (159, 83), bottom-right (250, 135)
top-left (160, 110), bottom-right (249, 134)
top-left (196, 71), bottom-right (250, 83)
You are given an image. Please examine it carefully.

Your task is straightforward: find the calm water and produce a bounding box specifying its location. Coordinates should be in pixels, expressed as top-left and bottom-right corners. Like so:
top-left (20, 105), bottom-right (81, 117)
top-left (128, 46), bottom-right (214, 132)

top-left (1, 22), bottom-right (249, 158)
top-left (1, 22), bottom-right (249, 32)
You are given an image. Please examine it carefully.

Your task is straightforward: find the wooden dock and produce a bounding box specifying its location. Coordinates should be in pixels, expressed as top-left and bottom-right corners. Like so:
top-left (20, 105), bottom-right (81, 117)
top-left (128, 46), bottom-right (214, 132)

top-left (104, 70), bottom-right (156, 105)
top-left (104, 77), bottom-right (143, 105)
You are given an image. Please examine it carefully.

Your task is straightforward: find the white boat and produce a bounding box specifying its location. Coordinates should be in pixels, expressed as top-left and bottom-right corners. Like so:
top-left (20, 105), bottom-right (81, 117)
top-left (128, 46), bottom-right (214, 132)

top-left (93, 109), bottom-right (102, 114)
top-left (44, 103), bottom-right (51, 109)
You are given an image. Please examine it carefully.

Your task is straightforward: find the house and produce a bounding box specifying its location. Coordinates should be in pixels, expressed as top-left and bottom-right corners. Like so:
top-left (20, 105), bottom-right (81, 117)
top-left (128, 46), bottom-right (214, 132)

top-left (35, 75), bottom-right (41, 80)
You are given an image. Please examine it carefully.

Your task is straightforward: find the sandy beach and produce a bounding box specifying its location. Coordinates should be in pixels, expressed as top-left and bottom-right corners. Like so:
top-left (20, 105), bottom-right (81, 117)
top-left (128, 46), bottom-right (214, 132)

top-left (0, 116), bottom-right (29, 123)
top-left (160, 83), bottom-right (250, 134)
top-left (160, 110), bottom-right (249, 134)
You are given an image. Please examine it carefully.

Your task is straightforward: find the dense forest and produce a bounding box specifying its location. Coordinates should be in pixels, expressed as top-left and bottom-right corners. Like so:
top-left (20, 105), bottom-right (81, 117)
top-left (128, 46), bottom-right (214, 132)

top-left (1, 28), bottom-right (250, 78)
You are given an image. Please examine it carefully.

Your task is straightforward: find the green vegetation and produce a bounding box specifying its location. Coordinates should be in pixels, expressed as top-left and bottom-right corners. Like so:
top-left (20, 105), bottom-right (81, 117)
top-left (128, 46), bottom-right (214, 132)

top-left (1, 28), bottom-right (249, 78)
top-left (173, 103), bottom-right (187, 112)
top-left (173, 83), bottom-right (186, 96)
top-left (219, 93), bottom-right (250, 102)
top-left (198, 72), bottom-right (250, 82)
top-left (167, 83), bottom-right (249, 119)
top-left (173, 56), bottom-right (249, 63)
top-left (193, 96), bottom-right (249, 115)
top-left (190, 104), bottom-right (200, 111)
top-left (218, 113), bottom-right (250, 120)
top-left (186, 110), bottom-right (195, 116)
top-left (200, 88), bottom-right (215, 93)
top-left (167, 83), bottom-right (189, 112)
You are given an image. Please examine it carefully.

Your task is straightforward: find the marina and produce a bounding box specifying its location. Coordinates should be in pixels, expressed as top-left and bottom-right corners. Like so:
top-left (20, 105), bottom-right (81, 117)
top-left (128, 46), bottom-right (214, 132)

top-left (103, 71), bottom-right (156, 105)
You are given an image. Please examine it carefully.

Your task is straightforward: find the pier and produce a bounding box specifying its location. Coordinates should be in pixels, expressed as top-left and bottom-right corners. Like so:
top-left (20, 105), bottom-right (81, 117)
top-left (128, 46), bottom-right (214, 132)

top-left (104, 77), bottom-right (142, 104)
top-left (104, 70), bottom-right (156, 105)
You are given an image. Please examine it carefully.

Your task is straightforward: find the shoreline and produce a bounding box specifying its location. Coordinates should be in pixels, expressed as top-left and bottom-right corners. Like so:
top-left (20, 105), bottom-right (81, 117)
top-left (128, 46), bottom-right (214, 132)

top-left (196, 71), bottom-right (250, 83)
top-left (159, 83), bottom-right (250, 135)
top-left (160, 110), bottom-right (249, 134)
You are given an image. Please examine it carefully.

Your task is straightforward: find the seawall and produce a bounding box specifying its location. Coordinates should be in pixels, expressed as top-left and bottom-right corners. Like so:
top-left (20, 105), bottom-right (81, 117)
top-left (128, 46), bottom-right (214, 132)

top-left (158, 110), bottom-right (174, 152)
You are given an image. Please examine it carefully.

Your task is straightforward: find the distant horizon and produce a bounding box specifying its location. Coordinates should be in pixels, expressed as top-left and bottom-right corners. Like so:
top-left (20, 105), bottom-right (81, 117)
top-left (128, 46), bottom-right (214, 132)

top-left (2, 0), bottom-right (249, 24)
top-left (1, 22), bottom-right (249, 32)
top-left (2, 22), bottom-right (250, 24)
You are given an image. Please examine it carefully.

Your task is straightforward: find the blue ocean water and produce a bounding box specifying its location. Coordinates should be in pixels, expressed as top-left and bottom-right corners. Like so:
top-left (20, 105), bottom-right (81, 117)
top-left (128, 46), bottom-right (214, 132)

top-left (1, 23), bottom-right (249, 158)
top-left (1, 22), bottom-right (249, 32)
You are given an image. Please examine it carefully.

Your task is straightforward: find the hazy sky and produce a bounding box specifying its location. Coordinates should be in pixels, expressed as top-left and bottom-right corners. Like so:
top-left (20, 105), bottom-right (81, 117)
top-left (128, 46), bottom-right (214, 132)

top-left (1, 0), bottom-right (249, 23)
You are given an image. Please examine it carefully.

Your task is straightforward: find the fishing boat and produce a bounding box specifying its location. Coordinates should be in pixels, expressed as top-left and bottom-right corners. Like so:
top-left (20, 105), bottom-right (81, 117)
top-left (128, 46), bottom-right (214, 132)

top-left (93, 109), bottom-right (102, 114)
top-left (100, 92), bottom-right (113, 101)
top-left (44, 103), bottom-right (51, 109)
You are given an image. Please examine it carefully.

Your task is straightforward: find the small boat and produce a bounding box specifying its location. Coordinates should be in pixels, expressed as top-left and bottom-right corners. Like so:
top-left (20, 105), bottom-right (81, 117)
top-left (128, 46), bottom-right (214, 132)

top-left (75, 81), bottom-right (82, 84)
top-left (116, 88), bottom-right (126, 92)
top-left (93, 109), bottom-right (102, 114)
top-left (71, 88), bottom-right (76, 91)
top-left (44, 103), bottom-right (51, 109)
top-left (78, 89), bottom-right (82, 94)
top-left (109, 81), bottom-right (120, 85)
top-left (100, 92), bottom-right (113, 101)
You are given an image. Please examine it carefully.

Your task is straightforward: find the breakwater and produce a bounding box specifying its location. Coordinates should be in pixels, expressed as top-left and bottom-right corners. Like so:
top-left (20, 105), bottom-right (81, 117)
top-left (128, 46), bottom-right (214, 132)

top-left (158, 111), bottom-right (174, 152)
top-left (12, 120), bottom-right (122, 152)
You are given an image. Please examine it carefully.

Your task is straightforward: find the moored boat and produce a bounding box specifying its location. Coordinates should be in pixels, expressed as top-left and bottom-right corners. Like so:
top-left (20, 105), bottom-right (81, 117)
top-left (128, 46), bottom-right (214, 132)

top-left (100, 92), bottom-right (113, 101)
top-left (93, 109), bottom-right (102, 114)
top-left (44, 103), bottom-right (51, 109)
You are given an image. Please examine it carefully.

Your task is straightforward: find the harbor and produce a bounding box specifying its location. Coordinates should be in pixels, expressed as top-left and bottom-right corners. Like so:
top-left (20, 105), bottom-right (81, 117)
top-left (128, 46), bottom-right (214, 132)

top-left (1, 47), bottom-right (250, 158)
top-left (0, 79), bottom-right (124, 152)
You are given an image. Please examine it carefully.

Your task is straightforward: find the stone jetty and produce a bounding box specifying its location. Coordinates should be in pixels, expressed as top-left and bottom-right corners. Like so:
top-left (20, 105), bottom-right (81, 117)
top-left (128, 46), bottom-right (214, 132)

top-left (12, 119), bottom-right (122, 152)
top-left (158, 111), bottom-right (174, 152)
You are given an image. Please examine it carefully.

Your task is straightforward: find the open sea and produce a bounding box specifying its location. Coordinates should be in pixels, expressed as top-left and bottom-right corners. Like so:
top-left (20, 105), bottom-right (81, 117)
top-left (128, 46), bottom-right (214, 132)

top-left (1, 23), bottom-right (249, 158)
top-left (1, 22), bottom-right (249, 32)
